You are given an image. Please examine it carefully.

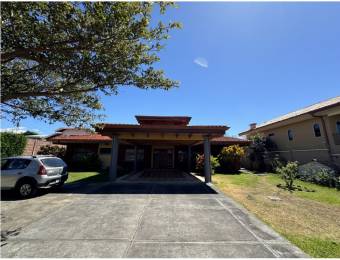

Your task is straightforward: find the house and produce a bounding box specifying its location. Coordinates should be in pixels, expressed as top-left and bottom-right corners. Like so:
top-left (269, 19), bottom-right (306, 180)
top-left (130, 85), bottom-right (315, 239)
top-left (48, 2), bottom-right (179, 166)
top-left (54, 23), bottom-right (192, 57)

top-left (23, 135), bottom-right (65, 156)
top-left (239, 96), bottom-right (340, 169)
top-left (48, 116), bottom-right (249, 182)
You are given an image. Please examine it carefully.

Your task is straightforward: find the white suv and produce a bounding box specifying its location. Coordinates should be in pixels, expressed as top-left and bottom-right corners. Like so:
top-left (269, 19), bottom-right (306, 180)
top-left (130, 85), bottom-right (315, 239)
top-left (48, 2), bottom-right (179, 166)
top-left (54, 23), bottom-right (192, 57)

top-left (1, 155), bottom-right (68, 198)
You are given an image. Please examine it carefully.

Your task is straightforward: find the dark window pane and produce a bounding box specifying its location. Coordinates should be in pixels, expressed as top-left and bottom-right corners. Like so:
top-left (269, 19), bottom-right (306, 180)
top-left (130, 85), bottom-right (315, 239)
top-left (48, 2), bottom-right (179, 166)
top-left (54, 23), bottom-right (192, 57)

top-left (336, 121), bottom-right (340, 134)
top-left (1, 159), bottom-right (11, 170)
top-left (7, 159), bottom-right (31, 170)
top-left (99, 148), bottom-right (111, 154)
top-left (288, 130), bottom-right (293, 141)
top-left (313, 123), bottom-right (321, 137)
top-left (41, 158), bottom-right (65, 167)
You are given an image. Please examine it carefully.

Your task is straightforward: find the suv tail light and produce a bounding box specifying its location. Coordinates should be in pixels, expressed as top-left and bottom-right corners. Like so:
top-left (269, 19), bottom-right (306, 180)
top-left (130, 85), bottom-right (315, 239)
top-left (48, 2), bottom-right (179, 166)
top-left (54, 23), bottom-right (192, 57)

top-left (38, 165), bottom-right (47, 175)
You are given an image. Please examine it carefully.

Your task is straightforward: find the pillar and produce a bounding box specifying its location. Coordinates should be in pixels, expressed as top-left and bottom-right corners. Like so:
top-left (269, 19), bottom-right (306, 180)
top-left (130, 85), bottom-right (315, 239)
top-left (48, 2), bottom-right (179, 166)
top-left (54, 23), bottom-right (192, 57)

top-left (187, 145), bottom-right (192, 173)
top-left (109, 135), bottom-right (119, 181)
top-left (134, 145), bottom-right (137, 173)
top-left (204, 136), bottom-right (212, 183)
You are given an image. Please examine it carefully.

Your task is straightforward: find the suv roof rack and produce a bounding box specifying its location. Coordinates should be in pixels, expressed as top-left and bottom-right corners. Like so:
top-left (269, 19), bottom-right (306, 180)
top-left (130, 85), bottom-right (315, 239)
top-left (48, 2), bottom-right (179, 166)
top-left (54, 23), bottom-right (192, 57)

top-left (32, 155), bottom-right (56, 158)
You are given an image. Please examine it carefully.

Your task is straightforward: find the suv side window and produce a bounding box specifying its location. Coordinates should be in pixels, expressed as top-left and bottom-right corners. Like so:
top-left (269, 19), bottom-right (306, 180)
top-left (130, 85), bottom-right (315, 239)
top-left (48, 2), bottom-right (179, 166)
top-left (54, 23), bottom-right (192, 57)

top-left (6, 159), bottom-right (31, 170)
top-left (1, 159), bottom-right (11, 170)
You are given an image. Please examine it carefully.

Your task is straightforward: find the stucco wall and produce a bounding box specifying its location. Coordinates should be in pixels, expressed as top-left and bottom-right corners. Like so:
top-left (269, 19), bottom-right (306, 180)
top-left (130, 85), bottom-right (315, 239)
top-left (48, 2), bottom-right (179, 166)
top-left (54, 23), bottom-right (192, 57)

top-left (257, 118), bottom-right (335, 165)
top-left (98, 142), bottom-right (112, 169)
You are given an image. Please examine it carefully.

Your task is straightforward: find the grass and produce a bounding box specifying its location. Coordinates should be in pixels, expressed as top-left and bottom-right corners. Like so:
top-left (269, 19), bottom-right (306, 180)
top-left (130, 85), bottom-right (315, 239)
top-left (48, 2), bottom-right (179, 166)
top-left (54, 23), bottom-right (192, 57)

top-left (213, 172), bottom-right (340, 258)
top-left (66, 171), bottom-right (109, 184)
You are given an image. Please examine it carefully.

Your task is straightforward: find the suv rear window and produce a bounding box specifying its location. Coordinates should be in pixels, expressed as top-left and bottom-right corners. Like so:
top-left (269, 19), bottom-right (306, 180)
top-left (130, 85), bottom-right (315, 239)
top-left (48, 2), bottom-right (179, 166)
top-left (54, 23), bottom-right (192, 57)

top-left (41, 158), bottom-right (65, 167)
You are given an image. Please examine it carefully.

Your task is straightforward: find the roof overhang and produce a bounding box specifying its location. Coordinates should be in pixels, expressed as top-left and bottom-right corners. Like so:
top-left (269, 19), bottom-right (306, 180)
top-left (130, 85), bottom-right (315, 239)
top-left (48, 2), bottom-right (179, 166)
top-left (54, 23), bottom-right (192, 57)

top-left (96, 124), bottom-right (229, 140)
top-left (135, 115), bottom-right (192, 126)
top-left (239, 101), bottom-right (340, 136)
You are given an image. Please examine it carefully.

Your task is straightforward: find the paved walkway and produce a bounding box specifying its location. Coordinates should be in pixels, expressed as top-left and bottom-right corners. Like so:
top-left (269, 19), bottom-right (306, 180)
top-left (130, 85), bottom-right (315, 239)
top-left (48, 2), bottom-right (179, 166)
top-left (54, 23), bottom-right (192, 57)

top-left (1, 181), bottom-right (308, 258)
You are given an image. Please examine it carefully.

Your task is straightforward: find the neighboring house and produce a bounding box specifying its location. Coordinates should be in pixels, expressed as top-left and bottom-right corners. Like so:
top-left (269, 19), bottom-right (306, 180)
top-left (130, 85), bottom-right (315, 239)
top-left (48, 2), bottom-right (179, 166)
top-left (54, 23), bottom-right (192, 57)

top-left (239, 96), bottom-right (340, 169)
top-left (23, 135), bottom-right (65, 156)
top-left (48, 116), bottom-right (249, 182)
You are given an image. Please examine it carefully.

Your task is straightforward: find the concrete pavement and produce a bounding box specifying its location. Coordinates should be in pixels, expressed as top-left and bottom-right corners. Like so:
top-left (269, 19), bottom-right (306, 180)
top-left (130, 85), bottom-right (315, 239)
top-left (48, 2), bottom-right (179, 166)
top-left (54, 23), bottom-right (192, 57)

top-left (1, 181), bottom-right (308, 258)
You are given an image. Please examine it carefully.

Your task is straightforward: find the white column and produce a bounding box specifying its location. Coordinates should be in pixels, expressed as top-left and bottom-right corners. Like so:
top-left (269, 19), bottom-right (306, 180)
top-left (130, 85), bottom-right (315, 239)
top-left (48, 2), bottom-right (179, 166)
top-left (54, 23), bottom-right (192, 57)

top-left (204, 136), bottom-right (212, 183)
top-left (109, 135), bottom-right (119, 181)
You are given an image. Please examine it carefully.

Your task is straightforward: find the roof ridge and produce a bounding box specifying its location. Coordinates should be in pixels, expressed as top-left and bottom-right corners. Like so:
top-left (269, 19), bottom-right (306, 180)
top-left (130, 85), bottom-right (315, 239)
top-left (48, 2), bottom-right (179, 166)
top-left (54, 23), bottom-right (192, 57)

top-left (257, 95), bottom-right (340, 128)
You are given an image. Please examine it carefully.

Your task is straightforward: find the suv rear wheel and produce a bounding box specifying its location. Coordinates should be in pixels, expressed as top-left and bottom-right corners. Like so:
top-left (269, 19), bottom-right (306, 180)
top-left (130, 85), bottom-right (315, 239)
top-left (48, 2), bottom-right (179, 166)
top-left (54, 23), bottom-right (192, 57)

top-left (15, 179), bottom-right (37, 198)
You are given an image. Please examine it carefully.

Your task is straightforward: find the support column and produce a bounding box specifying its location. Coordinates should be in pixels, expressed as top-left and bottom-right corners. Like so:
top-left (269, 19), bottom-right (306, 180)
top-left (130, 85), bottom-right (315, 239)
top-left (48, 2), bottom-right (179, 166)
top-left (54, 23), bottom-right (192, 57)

top-left (109, 135), bottom-right (119, 181)
top-left (134, 145), bottom-right (137, 173)
top-left (187, 145), bottom-right (192, 173)
top-left (204, 136), bottom-right (212, 183)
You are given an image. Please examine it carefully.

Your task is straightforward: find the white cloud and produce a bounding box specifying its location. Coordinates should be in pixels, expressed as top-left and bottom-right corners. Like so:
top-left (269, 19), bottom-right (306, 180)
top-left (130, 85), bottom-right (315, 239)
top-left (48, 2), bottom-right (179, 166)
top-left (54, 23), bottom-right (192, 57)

top-left (194, 57), bottom-right (208, 68)
top-left (0, 127), bottom-right (42, 134)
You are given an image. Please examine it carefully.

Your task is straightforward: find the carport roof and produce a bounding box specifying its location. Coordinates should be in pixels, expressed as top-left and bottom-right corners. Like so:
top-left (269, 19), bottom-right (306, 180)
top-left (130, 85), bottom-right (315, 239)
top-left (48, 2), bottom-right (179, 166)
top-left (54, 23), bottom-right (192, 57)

top-left (96, 123), bottom-right (229, 137)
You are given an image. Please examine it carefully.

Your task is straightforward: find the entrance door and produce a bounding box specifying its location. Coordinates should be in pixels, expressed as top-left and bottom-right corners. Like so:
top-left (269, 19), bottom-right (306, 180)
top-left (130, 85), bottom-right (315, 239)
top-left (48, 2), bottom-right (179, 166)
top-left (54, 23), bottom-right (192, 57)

top-left (153, 148), bottom-right (174, 169)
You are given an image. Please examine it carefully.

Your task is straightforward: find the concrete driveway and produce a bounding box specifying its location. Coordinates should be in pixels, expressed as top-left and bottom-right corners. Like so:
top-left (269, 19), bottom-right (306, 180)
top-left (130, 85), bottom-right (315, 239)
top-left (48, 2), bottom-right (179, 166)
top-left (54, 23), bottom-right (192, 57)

top-left (1, 181), bottom-right (307, 258)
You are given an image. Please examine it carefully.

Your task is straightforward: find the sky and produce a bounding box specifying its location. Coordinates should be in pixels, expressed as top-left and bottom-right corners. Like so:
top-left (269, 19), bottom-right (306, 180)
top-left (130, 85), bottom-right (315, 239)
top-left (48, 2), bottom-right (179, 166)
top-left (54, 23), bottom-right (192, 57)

top-left (1, 2), bottom-right (340, 137)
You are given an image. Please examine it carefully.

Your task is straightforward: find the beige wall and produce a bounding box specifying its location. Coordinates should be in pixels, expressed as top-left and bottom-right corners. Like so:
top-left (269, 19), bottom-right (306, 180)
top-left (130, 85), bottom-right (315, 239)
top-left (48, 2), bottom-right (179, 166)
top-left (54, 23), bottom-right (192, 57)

top-left (98, 143), bottom-right (112, 169)
top-left (249, 117), bottom-right (340, 167)
top-left (324, 115), bottom-right (340, 167)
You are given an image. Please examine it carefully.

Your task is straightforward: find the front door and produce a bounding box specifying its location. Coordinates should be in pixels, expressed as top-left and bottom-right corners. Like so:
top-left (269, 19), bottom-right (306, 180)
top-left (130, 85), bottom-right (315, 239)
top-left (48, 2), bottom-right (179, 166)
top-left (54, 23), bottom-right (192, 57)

top-left (153, 148), bottom-right (174, 169)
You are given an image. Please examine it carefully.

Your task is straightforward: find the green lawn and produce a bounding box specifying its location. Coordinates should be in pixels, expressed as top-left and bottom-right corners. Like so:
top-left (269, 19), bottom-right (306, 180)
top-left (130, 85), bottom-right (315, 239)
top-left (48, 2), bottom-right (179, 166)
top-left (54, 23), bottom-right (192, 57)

top-left (66, 172), bottom-right (109, 184)
top-left (213, 172), bottom-right (340, 258)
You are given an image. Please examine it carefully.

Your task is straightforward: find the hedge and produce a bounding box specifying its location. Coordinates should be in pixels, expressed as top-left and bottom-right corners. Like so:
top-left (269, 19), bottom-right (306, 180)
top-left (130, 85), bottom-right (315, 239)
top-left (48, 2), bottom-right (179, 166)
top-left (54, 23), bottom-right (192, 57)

top-left (1, 132), bottom-right (27, 158)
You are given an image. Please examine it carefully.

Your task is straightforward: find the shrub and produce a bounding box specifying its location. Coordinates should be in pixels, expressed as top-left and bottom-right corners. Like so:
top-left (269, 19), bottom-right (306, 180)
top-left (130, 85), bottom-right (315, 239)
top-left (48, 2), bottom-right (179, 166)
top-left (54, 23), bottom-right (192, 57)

top-left (244, 134), bottom-right (279, 172)
top-left (195, 154), bottom-right (220, 175)
top-left (1, 132), bottom-right (27, 158)
top-left (218, 145), bottom-right (245, 172)
top-left (276, 161), bottom-right (299, 190)
top-left (298, 161), bottom-right (338, 187)
top-left (38, 145), bottom-right (66, 158)
top-left (210, 156), bottom-right (220, 174)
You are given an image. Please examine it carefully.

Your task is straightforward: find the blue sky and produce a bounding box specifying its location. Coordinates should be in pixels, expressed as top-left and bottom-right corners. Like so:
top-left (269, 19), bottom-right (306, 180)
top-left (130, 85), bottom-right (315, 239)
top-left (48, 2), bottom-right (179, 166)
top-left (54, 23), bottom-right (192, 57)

top-left (2, 2), bottom-right (340, 136)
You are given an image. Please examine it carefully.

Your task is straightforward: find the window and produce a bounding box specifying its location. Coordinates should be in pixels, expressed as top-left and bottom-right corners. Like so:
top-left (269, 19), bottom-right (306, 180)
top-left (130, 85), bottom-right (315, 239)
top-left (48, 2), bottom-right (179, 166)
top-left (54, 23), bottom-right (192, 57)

top-left (2, 159), bottom-right (31, 170)
top-left (41, 158), bottom-right (65, 167)
top-left (288, 130), bottom-right (293, 141)
top-left (1, 159), bottom-right (10, 170)
top-left (125, 149), bottom-right (135, 162)
top-left (336, 121), bottom-right (340, 134)
top-left (99, 148), bottom-right (111, 154)
top-left (313, 123), bottom-right (321, 137)
top-left (268, 133), bottom-right (275, 137)
top-left (137, 149), bottom-right (144, 161)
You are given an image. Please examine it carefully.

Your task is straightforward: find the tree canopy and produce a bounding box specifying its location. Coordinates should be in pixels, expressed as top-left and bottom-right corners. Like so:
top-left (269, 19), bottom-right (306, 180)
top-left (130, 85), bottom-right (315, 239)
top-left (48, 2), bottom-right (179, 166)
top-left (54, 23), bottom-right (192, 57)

top-left (1, 2), bottom-right (180, 126)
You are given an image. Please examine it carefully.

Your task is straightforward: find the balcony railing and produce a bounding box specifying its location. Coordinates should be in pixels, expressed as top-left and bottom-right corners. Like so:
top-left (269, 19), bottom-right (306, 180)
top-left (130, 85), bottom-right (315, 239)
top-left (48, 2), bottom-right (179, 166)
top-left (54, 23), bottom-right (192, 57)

top-left (333, 133), bottom-right (340, 145)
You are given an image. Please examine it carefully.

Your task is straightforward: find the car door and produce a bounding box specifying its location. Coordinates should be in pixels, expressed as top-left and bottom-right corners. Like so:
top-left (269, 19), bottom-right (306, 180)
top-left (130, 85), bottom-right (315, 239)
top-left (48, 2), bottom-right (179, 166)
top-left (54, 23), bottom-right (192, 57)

top-left (1, 159), bottom-right (31, 189)
top-left (1, 159), bottom-right (16, 188)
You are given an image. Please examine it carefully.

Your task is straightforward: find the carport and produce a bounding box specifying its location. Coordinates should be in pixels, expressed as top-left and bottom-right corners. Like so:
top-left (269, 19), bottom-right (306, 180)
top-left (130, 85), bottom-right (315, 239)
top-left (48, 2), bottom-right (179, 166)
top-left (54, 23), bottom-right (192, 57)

top-left (96, 116), bottom-right (228, 183)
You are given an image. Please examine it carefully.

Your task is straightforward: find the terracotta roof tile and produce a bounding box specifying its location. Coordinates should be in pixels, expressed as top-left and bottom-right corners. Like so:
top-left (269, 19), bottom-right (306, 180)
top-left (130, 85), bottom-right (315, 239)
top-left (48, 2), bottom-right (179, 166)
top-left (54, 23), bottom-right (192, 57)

top-left (50, 134), bottom-right (111, 143)
top-left (211, 136), bottom-right (250, 143)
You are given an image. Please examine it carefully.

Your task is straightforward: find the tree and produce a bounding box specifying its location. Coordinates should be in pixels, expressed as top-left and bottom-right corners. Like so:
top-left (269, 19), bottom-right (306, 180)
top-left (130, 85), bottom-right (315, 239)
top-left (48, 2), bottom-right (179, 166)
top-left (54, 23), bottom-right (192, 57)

top-left (1, 2), bottom-right (181, 126)
top-left (1, 132), bottom-right (27, 158)
top-left (23, 130), bottom-right (39, 135)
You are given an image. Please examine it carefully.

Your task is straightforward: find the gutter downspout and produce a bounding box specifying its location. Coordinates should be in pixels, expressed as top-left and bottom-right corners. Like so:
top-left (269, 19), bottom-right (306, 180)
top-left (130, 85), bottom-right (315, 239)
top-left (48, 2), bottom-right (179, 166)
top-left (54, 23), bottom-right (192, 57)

top-left (311, 113), bottom-right (334, 164)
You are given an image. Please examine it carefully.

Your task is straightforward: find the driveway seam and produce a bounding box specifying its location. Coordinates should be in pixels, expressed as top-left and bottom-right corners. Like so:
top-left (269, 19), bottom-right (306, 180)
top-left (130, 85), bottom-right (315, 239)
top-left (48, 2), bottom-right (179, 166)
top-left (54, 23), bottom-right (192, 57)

top-left (122, 186), bottom-right (153, 257)
top-left (214, 197), bottom-right (280, 258)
